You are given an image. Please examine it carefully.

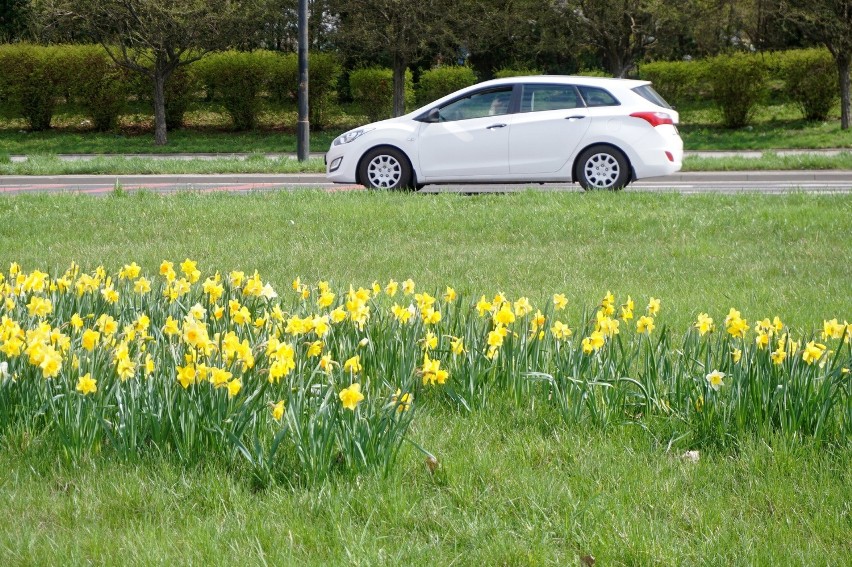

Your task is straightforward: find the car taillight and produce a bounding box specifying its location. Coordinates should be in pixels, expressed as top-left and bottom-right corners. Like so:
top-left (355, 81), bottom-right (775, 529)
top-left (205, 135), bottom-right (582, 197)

top-left (630, 111), bottom-right (674, 127)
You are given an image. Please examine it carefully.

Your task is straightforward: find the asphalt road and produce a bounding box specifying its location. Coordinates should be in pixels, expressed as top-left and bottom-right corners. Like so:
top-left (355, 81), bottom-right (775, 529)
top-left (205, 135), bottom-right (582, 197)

top-left (1, 171), bottom-right (851, 196)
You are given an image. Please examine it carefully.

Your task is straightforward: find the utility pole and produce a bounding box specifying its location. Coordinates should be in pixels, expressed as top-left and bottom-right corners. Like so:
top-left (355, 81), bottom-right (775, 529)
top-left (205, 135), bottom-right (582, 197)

top-left (297, 0), bottom-right (309, 161)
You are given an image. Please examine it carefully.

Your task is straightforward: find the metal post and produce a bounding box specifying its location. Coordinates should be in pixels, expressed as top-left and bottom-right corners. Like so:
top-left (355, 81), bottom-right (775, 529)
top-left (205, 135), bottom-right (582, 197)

top-left (297, 0), bottom-right (310, 161)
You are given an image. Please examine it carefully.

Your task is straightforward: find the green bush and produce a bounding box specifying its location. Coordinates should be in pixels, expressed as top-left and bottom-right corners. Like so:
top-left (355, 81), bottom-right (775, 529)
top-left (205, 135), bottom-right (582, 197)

top-left (779, 48), bottom-right (838, 121)
top-left (639, 60), bottom-right (708, 108)
top-left (164, 66), bottom-right (201, 129)
top-left (493, 67), bottom-right (542, 79)
top-left (706, 53), bottom-right (768, 128)
top-left (349, 67), bottom-right (414, 121)
top-left (267, 52), bottom-right (341, 128)
top-left (416, 66), bottom-right (477, 105)
top-left (65, 46), bottom-right (128, 131)
top-left (125, 57), bottom-right (200, 130)
top-left (195, 51), bottom-right (276, 130)
top-left (0, 43), bottom-right (69, 131)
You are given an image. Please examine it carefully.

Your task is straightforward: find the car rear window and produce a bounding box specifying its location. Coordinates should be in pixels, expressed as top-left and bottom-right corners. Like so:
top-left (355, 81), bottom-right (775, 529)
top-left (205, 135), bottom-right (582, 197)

top-left (632, 85), bottom-right (672, 109)
top-left (578, 86), bottom-right (620, 107)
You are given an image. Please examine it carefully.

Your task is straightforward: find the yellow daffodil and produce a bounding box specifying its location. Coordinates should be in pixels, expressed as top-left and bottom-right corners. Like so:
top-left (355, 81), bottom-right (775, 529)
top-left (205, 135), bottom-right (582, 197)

top-left (706, 370), bottom-right (725, 391)
top-left (636, 315), bottom-right (655, 335)
top-left (76, 373), bottom-right (97, 395)
top-left (731, 348), bottom-right (742, 364)
top-left (339, 383), bottom-right (365, 410)
top-left (802, 341), bottom-right (826, 365)
top-left (272, 400), bottom-right (285, 421)
top-left (343, 355), bottom-right (362, 374)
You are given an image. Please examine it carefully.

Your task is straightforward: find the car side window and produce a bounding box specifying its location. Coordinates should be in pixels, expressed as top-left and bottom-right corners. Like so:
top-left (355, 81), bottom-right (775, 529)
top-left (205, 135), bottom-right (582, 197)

top-left (520, 85), bottom-right (581, 112)
top-left (578, 86), bottom-right (620, 107)
top-left (438, 87), bottom-right (514, 121)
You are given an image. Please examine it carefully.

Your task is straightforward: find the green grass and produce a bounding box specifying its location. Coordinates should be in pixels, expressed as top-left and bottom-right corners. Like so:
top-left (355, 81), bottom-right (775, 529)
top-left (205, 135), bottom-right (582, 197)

top-left (1, 152), bottom-right (852, 175)
top-left (1, 191), bottom-right (848, 336)
top-left (678, 102), bottom-right (852, 150)
top-left (1, 405), bottom-right (849, 564)
top-left (1, 191), bottom-right (850, 564)
top-left (0, 155), bottom-right (327, 175)
top-left (683, 151), bottom-right (852, 171)
top-left (0, 128), bottom-right (337, 154)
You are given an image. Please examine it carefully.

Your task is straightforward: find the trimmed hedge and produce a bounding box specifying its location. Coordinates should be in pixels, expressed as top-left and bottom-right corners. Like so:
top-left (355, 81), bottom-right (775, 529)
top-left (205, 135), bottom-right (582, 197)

top-left (779, 48), bottom-right (838, 121)
top-left (706, 53), bottom-right (768, 128)
top-left (350, 67), bottom-right (414, 121)
top-left (65, 45), bottom-right (128, 131)
top-left (416, 66), bottom-right (477, 105)
top-left (494, 68), bottom-right (542, 79)
top-left (195, 51), bottom-right (277, 130)
top-left (0, 43), bottom-right (69, 130)
top-left (267, 52), bottom-right (341, 128)
top-left (639, 60), bottom-right (708, 108)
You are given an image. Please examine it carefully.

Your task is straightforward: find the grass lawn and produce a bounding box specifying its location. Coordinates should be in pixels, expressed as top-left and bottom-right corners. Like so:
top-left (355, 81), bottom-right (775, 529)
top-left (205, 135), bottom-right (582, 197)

top-left (2, 152), bottom-right (852, 176)
top-left (0, 191), bottom-right (850, 564)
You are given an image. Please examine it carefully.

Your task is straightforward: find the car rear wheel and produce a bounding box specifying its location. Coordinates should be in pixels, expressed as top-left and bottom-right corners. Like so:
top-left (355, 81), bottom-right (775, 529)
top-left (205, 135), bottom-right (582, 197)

top-left (576, 145), bottom-right (630, 191)
top-left (359, 147), bottom-right (414, 190)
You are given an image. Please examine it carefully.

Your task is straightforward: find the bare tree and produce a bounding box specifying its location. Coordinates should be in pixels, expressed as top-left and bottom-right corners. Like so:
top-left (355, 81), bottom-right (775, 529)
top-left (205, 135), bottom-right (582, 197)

top-left (781, 0), bottom-right (852, 129)
top-left (38, 0), bottom-right (268, 145)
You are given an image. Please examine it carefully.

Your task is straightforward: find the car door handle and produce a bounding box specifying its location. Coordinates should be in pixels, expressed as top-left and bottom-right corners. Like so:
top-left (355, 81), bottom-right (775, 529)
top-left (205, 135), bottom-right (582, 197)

top-left (486, 123), bottom-right (507, 129)
top-left (565, 115), bottom-right (586, 120)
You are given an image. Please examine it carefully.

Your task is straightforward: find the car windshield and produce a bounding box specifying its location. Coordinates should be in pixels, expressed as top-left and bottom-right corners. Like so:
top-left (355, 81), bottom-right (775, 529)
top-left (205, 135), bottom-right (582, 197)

top-left (632, 85), bottom-right (672, 109)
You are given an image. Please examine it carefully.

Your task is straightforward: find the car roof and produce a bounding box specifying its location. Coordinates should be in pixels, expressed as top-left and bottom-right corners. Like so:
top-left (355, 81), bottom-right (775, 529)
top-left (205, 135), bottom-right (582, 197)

top-left (477, 75), bottom-right (651, 88)
top-left (406, 74), bottom-right (654, 117)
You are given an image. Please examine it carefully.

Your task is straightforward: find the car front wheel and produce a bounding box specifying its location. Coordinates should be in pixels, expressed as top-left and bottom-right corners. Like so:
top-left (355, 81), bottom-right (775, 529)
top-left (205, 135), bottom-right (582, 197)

top-left (576, 145), bottom-right (630, 191)
top-left (358, 147), bottom-right (414, 190)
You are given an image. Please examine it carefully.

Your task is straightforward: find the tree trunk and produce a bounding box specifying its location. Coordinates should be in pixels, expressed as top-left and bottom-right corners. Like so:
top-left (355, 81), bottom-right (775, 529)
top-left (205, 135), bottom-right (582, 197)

top-left (152, 59), bottom-right (169, 146)
top-left (838, 52), bottom-right (850, 130)
top-left (392, 55), bottom-right (407, 117)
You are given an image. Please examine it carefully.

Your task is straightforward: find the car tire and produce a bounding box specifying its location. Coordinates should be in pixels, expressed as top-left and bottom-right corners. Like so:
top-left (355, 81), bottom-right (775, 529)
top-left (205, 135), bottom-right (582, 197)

top-left (576, 145), bottom-right (630, 191)
top-left (358, 147), bottom-right (414, 191)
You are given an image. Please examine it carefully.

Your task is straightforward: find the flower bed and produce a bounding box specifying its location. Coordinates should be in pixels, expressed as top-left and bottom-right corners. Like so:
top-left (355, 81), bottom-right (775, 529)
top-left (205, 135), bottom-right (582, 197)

top-left (1, 261), bottom-right (849, 484)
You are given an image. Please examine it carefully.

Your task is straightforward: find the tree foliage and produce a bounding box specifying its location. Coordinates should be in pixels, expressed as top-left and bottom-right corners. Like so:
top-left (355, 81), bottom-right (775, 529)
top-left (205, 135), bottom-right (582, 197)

top-left (780, 0), bottom-right (852, 129)
top-left (35, 0), bottom-right (270, 144)
top-left (331, 0), bottom-right (460, 116)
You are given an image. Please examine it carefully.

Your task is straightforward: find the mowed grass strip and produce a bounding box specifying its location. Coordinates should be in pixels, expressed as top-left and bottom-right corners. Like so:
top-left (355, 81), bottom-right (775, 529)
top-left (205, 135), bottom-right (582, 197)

top-left (3, 152), bottom-right (852, 175)
top-left (0, 191), bottom-right (849, 564)
top-left (1, 191), bottom-right (849, 329)
top-left (0, 407), bottom-right (849, 565)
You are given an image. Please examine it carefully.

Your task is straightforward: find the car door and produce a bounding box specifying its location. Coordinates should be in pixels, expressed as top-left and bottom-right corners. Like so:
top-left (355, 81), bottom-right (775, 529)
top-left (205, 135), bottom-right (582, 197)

top-left (417, 86), bottom-right (514, 179)
top-left (509, 84), bottom-right (592, 175)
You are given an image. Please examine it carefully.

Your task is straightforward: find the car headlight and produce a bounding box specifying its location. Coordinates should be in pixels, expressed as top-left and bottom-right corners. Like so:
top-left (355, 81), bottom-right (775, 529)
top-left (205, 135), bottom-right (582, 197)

top-left (333, 128), bottom-right (375, 146)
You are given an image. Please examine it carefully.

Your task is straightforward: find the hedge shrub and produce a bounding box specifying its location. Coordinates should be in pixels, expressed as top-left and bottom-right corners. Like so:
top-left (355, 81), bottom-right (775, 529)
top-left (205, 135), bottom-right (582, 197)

top-left (267, 52), bottom-right (341, 127)
top-left (639, 60), bottom-right (708, 108)
top-left (706, 52), bottom-right (767, 128)
top-left (779, 48), bottom-right (838, 121)
top-left (494, 67), bottom-right (542, 79)
top-left (416, 66), bottom-right (477, 105)
top-left (349, 67), bottom-right (414, 121)
top-left (0, 43), bottom-right (69, 130)
top-left (195, 50), bottom-right (276, 130)
top-left (125, 59), bottom-right (200, 130)
top-left (65, 46), bottom-right (128, 131)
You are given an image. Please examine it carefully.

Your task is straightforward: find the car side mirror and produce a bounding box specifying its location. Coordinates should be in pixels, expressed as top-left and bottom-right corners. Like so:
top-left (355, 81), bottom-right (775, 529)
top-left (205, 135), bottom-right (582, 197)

top-left (425, 107), bottom-right (441, 123)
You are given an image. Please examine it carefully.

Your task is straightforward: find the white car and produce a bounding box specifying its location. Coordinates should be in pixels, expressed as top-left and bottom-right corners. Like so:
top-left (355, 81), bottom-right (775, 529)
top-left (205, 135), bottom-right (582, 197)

top-left (326, 76), bottom-right (683, 191)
